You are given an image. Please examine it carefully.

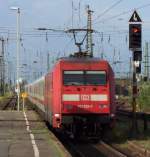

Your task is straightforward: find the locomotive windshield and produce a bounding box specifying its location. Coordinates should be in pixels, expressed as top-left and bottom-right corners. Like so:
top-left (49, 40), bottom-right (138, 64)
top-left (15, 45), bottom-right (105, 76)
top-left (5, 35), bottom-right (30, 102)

top-left (86, 71), bottom-right (106, 85)
top-left (63, 71), bottom-right (84, 85)
top-left (63, 70), bottom-right (106, 85)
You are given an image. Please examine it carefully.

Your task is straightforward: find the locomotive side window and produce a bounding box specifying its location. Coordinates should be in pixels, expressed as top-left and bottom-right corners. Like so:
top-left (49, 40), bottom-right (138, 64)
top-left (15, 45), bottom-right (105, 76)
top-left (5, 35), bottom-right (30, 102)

top-left (63, 70), bottom-right (106, 85)
top-left (86, 71), bottom-right (106, 85)
top-left (63, 71), bottom-right (84, 85)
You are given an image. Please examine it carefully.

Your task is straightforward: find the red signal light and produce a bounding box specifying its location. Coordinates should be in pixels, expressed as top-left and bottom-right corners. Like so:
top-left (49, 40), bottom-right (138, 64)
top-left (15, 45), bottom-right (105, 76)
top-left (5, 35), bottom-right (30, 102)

top-left (132, 28), bottom-right (139, 33)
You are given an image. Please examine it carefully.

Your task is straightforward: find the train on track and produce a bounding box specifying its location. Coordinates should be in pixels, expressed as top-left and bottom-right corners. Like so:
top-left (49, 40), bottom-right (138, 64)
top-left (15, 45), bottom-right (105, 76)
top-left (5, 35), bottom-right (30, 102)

top-left (25, 55), bottom-right (116, 139)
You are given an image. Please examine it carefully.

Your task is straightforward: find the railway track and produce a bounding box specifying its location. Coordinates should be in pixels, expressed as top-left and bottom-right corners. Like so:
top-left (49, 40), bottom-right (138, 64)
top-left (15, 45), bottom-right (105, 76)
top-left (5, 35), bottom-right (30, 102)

top-left (111, 141), bottom-right (150, 157)
top-left (96, 141), bottom-right (144, 157)
top-left (2, 96), bottom-right (17, 110)
top-left (57, 133), bottom-right (136, 157)
top-left (127, 141), bottom-right (150, 157)
top-left (94, 141), bottom-right (127, 157)
top-left (56, 127), bottom-right (150, 157)
top-left (63, 139), bottom-right (133, 157)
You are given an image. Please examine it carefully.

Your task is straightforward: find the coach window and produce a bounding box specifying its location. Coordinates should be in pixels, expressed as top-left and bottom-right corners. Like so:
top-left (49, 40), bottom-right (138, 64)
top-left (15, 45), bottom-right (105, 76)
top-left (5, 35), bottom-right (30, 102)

top-left (63, 71), bottom-right (84, 85)
top-left (85, 71), bottom-right (106, 85)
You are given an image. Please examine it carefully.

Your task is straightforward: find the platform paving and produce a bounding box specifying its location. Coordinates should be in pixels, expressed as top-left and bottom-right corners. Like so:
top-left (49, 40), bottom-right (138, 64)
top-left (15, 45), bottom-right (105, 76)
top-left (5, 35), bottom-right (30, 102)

top-left (0, 111), bottom-right (71, 157)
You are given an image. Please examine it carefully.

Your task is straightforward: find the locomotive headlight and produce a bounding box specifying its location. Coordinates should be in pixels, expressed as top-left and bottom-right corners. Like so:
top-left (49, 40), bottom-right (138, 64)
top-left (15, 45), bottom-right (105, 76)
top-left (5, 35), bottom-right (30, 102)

top-left (54, 114), bottom-right (60, 118)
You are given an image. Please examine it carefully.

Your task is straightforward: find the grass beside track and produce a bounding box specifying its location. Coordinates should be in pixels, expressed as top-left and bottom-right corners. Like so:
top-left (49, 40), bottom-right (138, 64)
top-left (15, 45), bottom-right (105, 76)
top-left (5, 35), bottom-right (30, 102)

top-left (0, 92), bottom-right (13, 100)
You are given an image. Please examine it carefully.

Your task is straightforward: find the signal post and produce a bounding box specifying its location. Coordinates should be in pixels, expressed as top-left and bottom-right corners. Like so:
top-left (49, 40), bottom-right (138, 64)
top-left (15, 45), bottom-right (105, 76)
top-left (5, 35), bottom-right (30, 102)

top-left (129, 10), bottom-right (142, 136)
top-left (21, 92), bottom-right (27, 111)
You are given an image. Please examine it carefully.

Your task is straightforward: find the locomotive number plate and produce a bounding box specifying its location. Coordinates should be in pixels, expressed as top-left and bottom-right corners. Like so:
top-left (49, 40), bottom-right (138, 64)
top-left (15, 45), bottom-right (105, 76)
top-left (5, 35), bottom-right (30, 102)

top-left (80, 95), bottom-right (90, 101)
top-left (78, 104), bottom-right (93, 108)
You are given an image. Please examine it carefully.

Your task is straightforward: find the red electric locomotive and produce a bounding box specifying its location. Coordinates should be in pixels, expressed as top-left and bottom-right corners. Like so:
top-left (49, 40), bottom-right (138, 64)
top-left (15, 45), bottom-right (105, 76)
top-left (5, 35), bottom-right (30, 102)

top-left (25, 57), bottom-right (115, 139)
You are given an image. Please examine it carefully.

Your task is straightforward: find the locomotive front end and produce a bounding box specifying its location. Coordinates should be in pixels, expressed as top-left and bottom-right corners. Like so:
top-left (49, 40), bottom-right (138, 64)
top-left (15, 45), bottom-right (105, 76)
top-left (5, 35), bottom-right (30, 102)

top-left (59, 58), bottom-right (115, 138)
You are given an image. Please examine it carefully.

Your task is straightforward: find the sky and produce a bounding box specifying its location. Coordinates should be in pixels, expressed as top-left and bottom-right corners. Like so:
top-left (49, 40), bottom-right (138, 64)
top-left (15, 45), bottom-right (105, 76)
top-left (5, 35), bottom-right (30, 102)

top-left (0, 0), bottom-right (150, 83)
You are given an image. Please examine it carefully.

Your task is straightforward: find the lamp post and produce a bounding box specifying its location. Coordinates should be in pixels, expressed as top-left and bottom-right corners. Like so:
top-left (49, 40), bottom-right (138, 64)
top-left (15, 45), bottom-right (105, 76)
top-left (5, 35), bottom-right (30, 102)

top-left (10, 7), bottom-right (20, 111)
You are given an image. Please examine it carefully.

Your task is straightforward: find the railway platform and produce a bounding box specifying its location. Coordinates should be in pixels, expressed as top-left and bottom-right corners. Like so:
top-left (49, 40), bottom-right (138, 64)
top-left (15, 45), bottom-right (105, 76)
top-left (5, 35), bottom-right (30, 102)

top-left (0, 111), bottom-right (71, 157)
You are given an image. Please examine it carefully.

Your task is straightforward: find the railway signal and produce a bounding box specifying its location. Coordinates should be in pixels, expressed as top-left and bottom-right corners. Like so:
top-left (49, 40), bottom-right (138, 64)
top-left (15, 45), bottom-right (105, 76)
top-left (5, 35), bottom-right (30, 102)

top-left (129, 10), bottom-right (142, 136)
top-left (129, 24), bottom-right (142, 49)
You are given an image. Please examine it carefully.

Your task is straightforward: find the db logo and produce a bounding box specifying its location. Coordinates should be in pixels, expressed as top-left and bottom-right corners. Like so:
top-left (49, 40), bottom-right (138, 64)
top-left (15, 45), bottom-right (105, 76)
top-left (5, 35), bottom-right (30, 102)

top-left (81, 95), bottom-right (90, 101)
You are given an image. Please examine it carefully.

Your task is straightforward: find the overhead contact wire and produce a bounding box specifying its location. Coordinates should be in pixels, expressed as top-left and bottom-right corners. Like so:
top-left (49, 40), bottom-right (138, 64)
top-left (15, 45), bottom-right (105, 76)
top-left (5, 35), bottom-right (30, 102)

top-left (94, 2), bottom-right (150, 25)
top-left (93, 0), bottom-right (124, 22)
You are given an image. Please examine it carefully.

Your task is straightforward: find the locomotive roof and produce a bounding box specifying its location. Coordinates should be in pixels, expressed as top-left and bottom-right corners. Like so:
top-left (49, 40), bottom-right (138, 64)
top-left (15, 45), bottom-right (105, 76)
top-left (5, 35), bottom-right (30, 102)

top-left (57, 57), bottom-right (108, 63)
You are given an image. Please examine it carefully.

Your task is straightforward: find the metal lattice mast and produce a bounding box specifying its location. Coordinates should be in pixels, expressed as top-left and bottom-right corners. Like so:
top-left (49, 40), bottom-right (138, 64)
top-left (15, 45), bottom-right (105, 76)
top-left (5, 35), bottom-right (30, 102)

top-left (86, 5), bottom-right (94, 57)
top-left (0, 38), bottom-right (5, 96)
top-left (148, 43), bottom-right (150, 80)
top-left (144, 42), bottom-right (149, 80)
